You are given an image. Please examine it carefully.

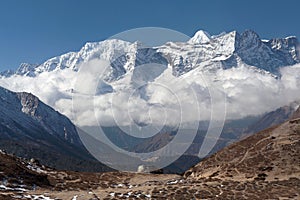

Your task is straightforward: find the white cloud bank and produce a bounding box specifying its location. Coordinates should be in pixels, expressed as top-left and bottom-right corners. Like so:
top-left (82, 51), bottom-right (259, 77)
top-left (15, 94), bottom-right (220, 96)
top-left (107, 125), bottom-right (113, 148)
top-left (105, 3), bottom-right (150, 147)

top-left (0, 61), bottom-right (300, 128)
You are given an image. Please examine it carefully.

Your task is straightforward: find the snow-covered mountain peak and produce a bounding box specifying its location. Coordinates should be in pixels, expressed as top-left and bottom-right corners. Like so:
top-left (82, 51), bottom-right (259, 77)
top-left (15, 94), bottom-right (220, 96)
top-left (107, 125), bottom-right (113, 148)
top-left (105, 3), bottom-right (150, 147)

top-left (0, 63), bottom-right (38, 77)
top-left (16, 63), bottom-right (38, 76)
top-left (0, 30), bottom-right (299, 81)
top-left (80, 39), bottom-right (132, 54)
top-left (266, 36), bottom-right (299, 55)
top-left (189, 30), bottom-right (211, 44)
top-left (159, 29), bottom-right (299, 76)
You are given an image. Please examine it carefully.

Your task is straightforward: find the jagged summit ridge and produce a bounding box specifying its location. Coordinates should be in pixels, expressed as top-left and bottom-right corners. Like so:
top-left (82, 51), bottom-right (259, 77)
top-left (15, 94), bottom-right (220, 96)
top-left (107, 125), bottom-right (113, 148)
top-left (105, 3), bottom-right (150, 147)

top-left (162, 30), bottom-right (299, 76)
top-left (0, 29), bottom-right (299, 79)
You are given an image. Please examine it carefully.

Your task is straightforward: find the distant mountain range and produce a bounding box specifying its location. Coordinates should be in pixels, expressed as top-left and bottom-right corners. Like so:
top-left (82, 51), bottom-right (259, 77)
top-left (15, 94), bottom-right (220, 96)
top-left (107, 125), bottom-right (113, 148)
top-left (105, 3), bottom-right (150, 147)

top-left (1, 30), bottom-right (298, 78)
top-left (0, 29), bottom-right (299, 128)
top-left (244, 101), bottom-right (300, 135)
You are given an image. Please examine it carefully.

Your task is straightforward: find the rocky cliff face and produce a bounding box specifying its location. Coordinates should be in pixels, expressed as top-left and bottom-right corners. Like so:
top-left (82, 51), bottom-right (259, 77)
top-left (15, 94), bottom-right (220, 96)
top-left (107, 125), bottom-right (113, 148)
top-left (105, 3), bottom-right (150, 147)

top-left (0, 86), bottom-right (81, 146)
top-left (16, 91), bottom-right (82, 145)
top-left (0, 86), bottom-right (111, 172)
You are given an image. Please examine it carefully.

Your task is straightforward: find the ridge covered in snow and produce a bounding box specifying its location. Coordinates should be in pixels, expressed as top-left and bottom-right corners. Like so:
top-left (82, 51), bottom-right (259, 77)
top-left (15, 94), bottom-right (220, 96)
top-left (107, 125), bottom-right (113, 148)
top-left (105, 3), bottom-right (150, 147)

top-left (0, 29), bottom-right (299, 127)
top-left (1, 30), bottom-right (298, 79)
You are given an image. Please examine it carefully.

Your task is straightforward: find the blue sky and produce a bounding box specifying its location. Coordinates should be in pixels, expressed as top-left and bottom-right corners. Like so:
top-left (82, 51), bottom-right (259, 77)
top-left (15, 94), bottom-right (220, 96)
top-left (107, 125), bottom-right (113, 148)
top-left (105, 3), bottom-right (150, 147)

top-left (0, 0), bottom-right (299, 71)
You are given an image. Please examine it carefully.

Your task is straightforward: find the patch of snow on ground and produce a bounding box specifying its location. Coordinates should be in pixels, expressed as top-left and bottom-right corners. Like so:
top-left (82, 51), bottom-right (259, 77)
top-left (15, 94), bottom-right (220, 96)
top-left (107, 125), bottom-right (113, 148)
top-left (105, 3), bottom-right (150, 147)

top-left (23, 195), bottom-right (54, 200)
top-left (72, 195), bottom-right (78, 200)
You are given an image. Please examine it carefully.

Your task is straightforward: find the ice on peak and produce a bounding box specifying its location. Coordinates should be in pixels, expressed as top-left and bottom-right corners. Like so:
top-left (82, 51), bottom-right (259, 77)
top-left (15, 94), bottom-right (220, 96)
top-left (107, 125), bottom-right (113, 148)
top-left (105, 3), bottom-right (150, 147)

top-left (285, 36), bottom-right (297, 40)
top-left (15, 63), bottom-right (37, 77)
top-left (189, 30), bottom-right (211, 44)
top-left (80, 39), bottom-right (132, 52)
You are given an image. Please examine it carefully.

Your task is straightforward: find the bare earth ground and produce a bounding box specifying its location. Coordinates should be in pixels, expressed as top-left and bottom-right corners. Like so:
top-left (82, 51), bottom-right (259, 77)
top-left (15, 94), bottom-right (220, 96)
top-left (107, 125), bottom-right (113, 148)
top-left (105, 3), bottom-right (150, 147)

top-left (0, 119), bottom-right (299, 199)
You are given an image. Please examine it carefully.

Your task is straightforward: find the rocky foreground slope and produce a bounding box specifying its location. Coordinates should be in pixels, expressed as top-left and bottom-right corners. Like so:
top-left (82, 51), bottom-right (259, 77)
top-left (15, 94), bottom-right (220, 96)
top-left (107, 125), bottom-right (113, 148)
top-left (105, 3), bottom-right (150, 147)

top-left (0, 117), bottom-right (299, 199)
